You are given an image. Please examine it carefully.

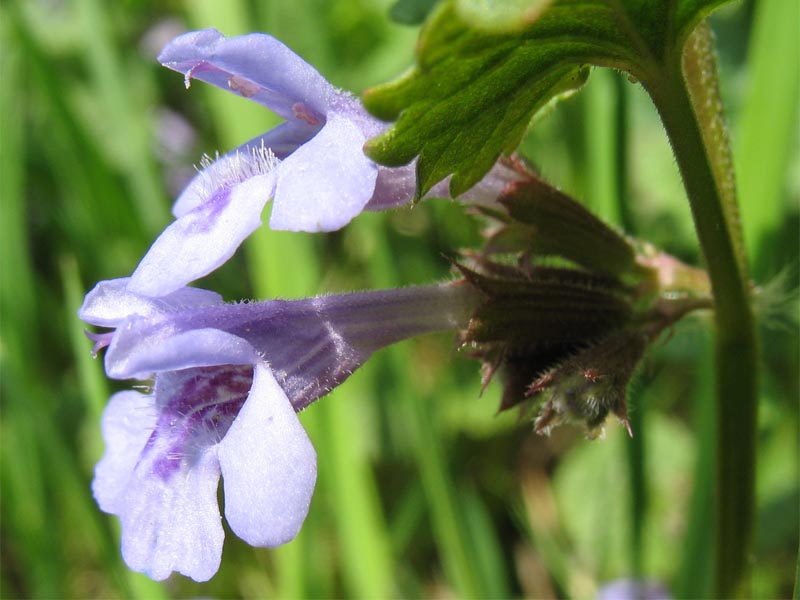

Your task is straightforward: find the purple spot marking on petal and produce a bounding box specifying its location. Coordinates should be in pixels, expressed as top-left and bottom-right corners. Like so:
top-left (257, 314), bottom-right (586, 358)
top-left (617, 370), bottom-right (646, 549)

top-left (184, 187), bottom-right (233, 234)
top-left (142, 366), bottom-right (254, 481)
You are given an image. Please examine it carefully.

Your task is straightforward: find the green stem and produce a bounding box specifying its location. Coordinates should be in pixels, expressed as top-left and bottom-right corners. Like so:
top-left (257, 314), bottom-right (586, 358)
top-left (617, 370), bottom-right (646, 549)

top-left (644, 27), bottom-right (757, 599)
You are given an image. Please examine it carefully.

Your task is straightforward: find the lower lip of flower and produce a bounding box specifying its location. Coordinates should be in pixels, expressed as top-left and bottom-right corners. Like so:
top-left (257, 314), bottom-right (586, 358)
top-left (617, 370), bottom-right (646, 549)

top-left (146, 366), bottom-right (253, 481)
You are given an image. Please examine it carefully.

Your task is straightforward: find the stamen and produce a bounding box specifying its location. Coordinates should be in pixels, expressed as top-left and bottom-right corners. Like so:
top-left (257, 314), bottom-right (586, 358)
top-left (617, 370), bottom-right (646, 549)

top-left (227, 75), bottom-right (259, 98)
top-left (85, 330), bottom-right (114, 358)
top-left (292, 102), bottom-right (321, 126)
top-left (184, 65), bottom-right (198, 89)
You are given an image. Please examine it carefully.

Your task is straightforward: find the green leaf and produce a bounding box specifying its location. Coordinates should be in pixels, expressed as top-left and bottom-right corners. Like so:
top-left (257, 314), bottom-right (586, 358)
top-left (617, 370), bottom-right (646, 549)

top-left (364, 0), bottom-right (730, 197)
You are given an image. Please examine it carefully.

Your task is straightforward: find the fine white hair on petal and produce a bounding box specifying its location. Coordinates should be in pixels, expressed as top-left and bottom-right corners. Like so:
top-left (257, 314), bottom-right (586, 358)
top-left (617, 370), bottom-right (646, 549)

top-left (194, 141), bottom-right (279, 201)
top-left (172, 124), bottom-right (311, 218)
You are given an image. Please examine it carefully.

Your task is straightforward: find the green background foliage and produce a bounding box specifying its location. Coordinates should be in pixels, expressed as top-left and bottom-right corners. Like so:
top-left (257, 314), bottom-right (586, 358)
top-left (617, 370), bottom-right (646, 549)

top-left (1, 0), bottom-right (797, 598)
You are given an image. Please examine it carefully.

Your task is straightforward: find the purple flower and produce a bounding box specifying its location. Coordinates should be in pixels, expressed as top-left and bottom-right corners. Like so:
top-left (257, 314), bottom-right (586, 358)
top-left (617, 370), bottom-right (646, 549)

top-left (162, 28), bottom-right (386, 230)
top-left (127, 28), bottom-right (397, 297)
top-left (94, 364), bottom-right (311, 582)
top-left (80, 278), bottom-right (478, 581)
top-left (130, 28), bottom-right (522, 298)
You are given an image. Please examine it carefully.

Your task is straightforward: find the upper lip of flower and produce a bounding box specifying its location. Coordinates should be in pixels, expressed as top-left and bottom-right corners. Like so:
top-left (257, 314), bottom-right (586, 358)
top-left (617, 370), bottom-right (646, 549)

top-left (157, 28), bottom-right (335, 129)
top-left (125, 28), bottom-right (405, 298)
top-left (125, 28), bottom-right (519, 300)
top-left (157, 28), bottom-right (388, 224)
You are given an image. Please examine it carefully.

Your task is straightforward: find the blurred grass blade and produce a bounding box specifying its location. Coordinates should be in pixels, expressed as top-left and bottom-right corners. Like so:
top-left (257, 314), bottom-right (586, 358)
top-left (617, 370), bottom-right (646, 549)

top-left (351, 216), bottom-right (496, 597)
top-left (613, 73), bottom-right (636, 234)
top-left (518, 469), bottom-right (593, 598)
top-left (61, 256), bottom-right (109, 425)
top-left (405, 374), bottom-right (482, 596)
top-left (1, 17), bottom-right (57, 594)
top-left (736, 0), bottom-right (800, 277)
top-left (76, 0), bottom-right (169, 233)
top-left (582, 68), bottom-right (622, 225)
top-left (316, 382), bottom-right (395, 598)
top-left (675, 333), bottom-right (715, 598)
top-left (794, 539), bottom-right (799, 600)
top-left (625, 386), bottom-right (647, 579)
top-left (461, 487), bottom-right (511, 598)
top-left (60, 257), bottom-right (168, 600)
top-left (611, 71), bottom-right (648, 581)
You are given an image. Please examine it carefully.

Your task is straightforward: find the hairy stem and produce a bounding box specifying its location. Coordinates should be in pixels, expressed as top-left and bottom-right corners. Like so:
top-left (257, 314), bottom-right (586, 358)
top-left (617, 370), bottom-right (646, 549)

top-left (644, 24), bottom-right (757, 599)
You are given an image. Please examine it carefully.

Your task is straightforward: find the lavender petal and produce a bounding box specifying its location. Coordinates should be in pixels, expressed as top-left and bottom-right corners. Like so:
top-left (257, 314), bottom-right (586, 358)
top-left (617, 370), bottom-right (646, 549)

top-left (93, 391), bottom-right (157, 515)
top-left (106, 326), bottom-right (260, 381)
top-left (118, 444), bottom-right (224, 582)
top-left (128, 171), bottom-right (277, 297)
top-left (93, 372), bottom-right (248, 582)
top-left (79, 278), bottom-right (222, 328)
top-left (173, 125), bottom-right (311, 217)
top-left (269, 113), bottom-right (378, 232)
top-left (218, 364), bottom-right (317, 546)
top-left (158, 28), bottom-right (334, 125)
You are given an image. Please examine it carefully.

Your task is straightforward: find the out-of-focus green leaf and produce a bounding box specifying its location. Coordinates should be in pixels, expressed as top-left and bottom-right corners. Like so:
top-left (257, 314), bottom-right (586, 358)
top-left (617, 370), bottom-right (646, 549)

top-left (364, 0), bottom-right (731, 197)
top-left (389, 0), bottom-right (439, 25)
top-left (457, 0), bottom-right (554, 31)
